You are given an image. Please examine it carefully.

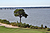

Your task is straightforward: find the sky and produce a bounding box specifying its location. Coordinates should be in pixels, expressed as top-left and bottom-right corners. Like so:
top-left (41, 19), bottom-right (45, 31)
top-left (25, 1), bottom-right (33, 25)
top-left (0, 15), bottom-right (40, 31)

top-left (0, 0), bottom-right (50, 7)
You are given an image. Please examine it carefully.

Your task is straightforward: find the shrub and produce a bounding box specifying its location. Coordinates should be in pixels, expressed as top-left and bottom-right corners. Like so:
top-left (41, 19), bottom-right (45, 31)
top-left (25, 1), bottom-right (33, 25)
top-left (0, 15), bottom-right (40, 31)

top-left (20, 22), bottom-right (23, 27)
top-left (30, 25), bottom-right (35, 29)
top-left (0, 19), bottom-right (2, 22)
top-left (45, 26), bottom-right (47, 28)
top-left (22, 23), bottom-right (27, 28)
top-left (30, 25), bottom-right (34, 28)
top-left (26, 24), bottom-right (30, 28)
top-left (17, 22), bottom-right (20, 27)
top-left (30, 25), bottom-right (33, 29)
top-left (41, 24), bottom-right (43, 29)
top-left (34, 26), bottom-right (38, 29)
top-left (1, 19), bottom-right (10, 24)
top-left (17, 21), bottom-right (18, 23)
top-left (10, 22), bottom-right (17, 26)
top-left (38, 27), bottom-right (42, 29)
top-left (46, 28), bottom-right (50, 31)
top-left (6, 21), bottom-right (10, 24)
top-left (32, 26), bottom-right (35, 29)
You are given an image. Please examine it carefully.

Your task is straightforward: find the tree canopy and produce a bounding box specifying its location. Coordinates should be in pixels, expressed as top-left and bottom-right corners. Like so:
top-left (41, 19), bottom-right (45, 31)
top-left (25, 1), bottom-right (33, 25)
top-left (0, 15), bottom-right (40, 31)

top-left (14, 9), bottom-right (28, 22)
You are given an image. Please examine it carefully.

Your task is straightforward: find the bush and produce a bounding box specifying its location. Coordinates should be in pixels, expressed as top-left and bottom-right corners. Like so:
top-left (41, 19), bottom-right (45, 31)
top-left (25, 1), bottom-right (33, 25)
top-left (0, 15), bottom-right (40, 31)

top-left (20, 22), bottom-right (23, 27)
top-left (26, 24), bottom-right (30, 28)
top-left (10, 22), bottom-right (17, 26)
top-left (1, 19), bottom-right (10, 24)
top-left (34, 26), bottom-right (38, 29)
top-left (17, 22), bottom-right (21, 27)
top-left (17, 22), bottom-right (30, 28)
top-left (38, 27), bottom-right (42, 29)
top-left (22, 23), bottom-right (27, 28)
top-left (46, 28), bottom-right (50, 31)
top-left (0, 19), bottom-right (2, 22)
top-left (30, 25), bottom-right (35, 29)
top-left (45, 26), bottom-right (47, 28)
top-left (41, 24), bottom-right (43, 29)
top-left (6, 21), bottom-right (10, 24)
top-left (32, 26), bottom-right (35, 29)
top-left (30, 25), bottom-right (33, 28)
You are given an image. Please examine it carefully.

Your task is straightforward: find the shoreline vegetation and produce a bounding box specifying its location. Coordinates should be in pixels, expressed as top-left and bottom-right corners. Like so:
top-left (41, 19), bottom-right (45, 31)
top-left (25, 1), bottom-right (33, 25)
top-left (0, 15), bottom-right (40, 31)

top-left (0, 22), bottom-right (19, 28)
top-left (0, 19), bottom-right (50, 31)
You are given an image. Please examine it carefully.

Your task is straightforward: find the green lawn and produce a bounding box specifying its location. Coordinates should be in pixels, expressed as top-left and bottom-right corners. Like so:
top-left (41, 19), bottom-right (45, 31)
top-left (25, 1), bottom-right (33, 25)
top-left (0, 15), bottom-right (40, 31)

top-left (0, 26), bottom-right (50, 33)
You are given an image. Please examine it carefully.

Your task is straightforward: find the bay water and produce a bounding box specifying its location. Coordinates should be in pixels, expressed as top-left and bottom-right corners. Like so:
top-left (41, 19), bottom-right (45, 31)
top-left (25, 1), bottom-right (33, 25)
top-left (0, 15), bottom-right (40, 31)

top-left (0, 8), bottom-right (50, 28)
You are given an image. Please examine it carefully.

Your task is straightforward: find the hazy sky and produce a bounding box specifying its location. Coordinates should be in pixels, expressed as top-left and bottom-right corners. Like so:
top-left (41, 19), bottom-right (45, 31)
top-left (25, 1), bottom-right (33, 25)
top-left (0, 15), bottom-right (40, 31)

top-left (0, 0), bottom-right (50, 7)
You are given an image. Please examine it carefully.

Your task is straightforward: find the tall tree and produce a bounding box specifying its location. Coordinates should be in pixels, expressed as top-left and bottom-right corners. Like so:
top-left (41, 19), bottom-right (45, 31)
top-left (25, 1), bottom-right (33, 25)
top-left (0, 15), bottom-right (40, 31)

top-left (14, 9), bottom-right (28, 23)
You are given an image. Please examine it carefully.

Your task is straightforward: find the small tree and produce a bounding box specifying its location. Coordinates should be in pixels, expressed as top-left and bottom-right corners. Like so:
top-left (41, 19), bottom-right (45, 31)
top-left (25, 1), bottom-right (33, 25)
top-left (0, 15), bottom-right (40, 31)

top-left (41, 24), bottom-right (43, 29)
top-left (14, 9), bottom-right (28, 23)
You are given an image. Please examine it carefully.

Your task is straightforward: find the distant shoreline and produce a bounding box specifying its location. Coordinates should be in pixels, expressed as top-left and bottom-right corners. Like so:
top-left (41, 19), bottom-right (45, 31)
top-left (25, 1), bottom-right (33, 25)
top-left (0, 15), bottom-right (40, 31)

top-left (0, 7), bottom-right (50, 9)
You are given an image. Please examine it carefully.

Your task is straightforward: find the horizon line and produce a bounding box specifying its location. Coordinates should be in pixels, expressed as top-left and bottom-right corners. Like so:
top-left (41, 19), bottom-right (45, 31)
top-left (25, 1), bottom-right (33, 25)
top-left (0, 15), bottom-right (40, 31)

top-left (0, 5), bottom-right (50, 7)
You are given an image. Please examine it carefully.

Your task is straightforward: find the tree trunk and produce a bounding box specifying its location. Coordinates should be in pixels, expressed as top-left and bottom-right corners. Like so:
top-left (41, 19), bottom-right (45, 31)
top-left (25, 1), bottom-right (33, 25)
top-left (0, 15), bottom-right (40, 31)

top-left (20, 15), bottom-right (21, 23)
top-left (20, 17), bottom-right (21, 23)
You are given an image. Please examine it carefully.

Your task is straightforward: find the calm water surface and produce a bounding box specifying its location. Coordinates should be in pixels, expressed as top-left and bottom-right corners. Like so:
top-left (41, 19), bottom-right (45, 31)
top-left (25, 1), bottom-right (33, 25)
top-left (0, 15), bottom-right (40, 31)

top-left (0, 8), bottom-right (50, 28)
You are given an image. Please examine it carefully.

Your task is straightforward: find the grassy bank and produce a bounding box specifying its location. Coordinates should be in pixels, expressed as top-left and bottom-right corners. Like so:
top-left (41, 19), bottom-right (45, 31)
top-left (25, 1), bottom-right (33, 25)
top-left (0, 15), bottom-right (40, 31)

top-left (0, 19), bottom-right (50, 33)
top-left (0, 26), bottom-right (50, 33)
top-left (0, 19), bottom-right (48, 29)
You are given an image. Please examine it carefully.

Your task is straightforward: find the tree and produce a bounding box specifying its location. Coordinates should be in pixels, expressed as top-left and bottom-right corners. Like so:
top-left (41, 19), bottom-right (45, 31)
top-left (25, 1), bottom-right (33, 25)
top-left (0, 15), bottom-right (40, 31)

top-left (14, 9), bottom-right (28, 23)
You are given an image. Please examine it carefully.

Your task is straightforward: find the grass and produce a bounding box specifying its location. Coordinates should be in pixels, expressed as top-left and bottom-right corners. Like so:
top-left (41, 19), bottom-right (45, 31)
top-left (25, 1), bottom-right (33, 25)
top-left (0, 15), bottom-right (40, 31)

top-left (0, 26), bottom-right (50, 33)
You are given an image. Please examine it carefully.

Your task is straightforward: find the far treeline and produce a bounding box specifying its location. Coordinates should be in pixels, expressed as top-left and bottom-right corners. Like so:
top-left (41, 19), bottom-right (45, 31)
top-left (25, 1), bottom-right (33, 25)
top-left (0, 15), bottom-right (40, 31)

top-left (0, 7), bottom-right (50, 9)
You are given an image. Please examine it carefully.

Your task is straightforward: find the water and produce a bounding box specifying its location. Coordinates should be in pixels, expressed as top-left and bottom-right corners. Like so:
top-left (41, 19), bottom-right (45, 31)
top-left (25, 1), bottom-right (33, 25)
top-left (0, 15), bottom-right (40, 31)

top-left (0, 8), bottom-right (50, 28)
